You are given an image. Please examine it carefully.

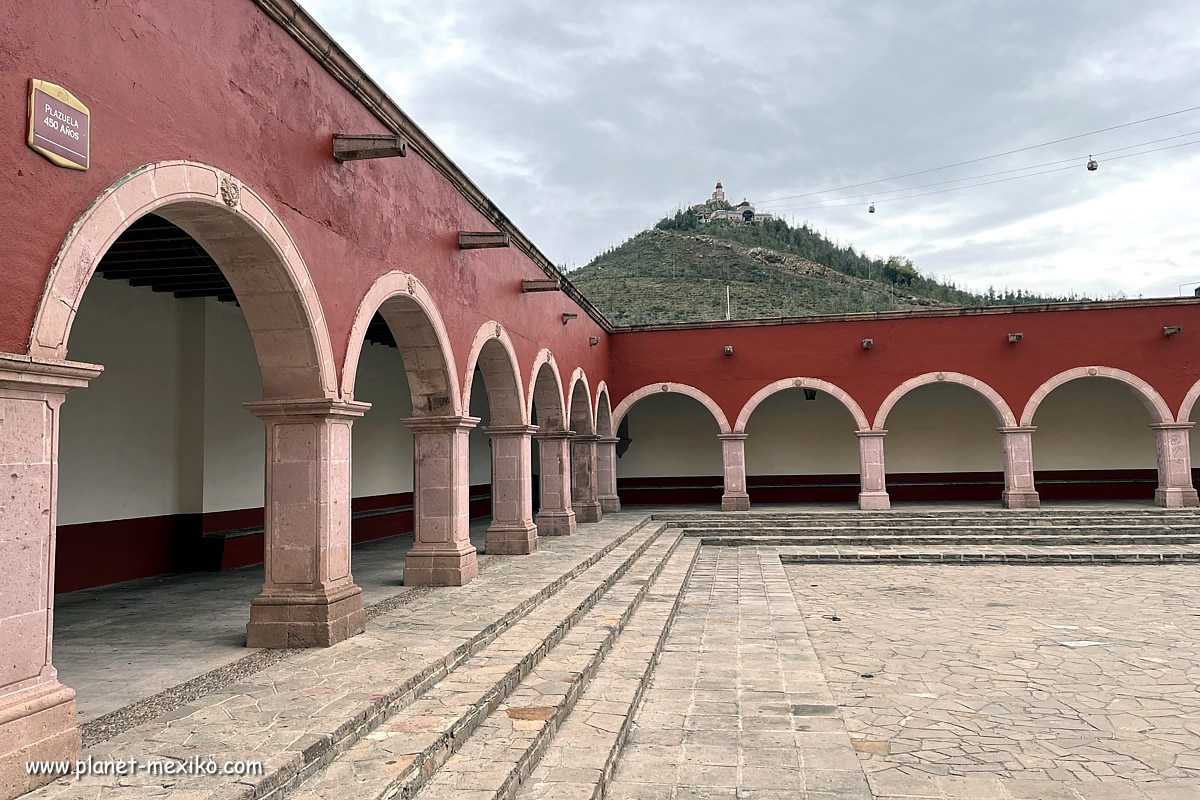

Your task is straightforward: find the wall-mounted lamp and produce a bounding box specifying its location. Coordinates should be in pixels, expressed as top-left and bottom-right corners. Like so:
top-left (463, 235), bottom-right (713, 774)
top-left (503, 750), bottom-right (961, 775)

top-left (861, 338), bottom-right (874, 350)
top-left (1008, 332), bottom-right (1023, 343)
top-left (723, 345), bottom-right (734, 356)
top-left (589, 336), bottom-right (600, 346)
top-left (1164, 325), bottom-right (1184, 337)
top-left (803, 388), bottom-right (817, 401)
top-left (561, 312), bottom-right (578, 325)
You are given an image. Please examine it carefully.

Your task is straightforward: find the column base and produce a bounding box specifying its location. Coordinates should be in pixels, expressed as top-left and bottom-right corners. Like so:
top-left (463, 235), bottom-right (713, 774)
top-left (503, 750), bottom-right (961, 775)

top-left (572, 501), bottom-right (603, 524)
top-left (1155, 487), bottom-right (1200, 508)
top-left (858, 491), bottom-right (891, 511)
top-left (0, 682), bottom-right (81, 799)
top-left (721, 493), bottom-right (750, 512)
top-left (598, 494), bottom-right (621, 513)
top-left (1002, 489), bottom-right (1041, 509)
top-left (486, 521), bottom-right (538, 555)
top-left (247, 583), bottom-right (365, 648)
top-left (535, 508), bottom-right (577, 536)
top-left (403, 545), bottom-right (479, 586)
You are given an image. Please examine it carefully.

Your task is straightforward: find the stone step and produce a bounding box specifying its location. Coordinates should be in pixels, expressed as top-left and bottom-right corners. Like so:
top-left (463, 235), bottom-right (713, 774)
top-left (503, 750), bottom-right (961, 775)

top-left (285, 526), bottom-right (683, 800)
top-left (409, 541), bottom-right (701, 800)
top-left (675, 523), bottom-right (1200, 536)
top-left (698, 533), bottom-right (1200, 547)
top-left (671, 517), bottom-right (1200, 529)
top-left (778, 546), bottom-right (1200, 564)
top-left (654, 509), bottom-right (1200, 520)
top-left (515, 541), bottom-right (699, 800)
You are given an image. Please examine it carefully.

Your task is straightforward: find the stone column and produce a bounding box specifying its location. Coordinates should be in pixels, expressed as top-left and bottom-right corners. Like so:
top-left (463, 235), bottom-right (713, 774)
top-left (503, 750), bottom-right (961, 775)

top-left (534, 431), bottom-right (576, 536)
top-left (999, 425), bottom-right (1040, 509)
top-left (719, 433), bottom-right (750, 511)
top-left (484, 424), bottom-right (538, 555)
top-left (403, 415), bottom-right (481, 585)
top-left (244, 399), bottom-right (370, 648)
top-left (570, 433), bottom-right (604, 523)
top-left (856, 430), bottom-right (891, 510)
top-left (1151, 422), bottom-right (1200, 508)
top-left (597, 436), bottom-right (621, 513)
top-left (0, 355), bottom-right (100, 797)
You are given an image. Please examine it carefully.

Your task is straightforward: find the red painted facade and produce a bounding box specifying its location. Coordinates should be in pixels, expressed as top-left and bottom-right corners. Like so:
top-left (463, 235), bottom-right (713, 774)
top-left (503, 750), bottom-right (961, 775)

top-left (608, 304), bottom-right (1200, 427)
top-left (1, 0), bottom-right (608, 393)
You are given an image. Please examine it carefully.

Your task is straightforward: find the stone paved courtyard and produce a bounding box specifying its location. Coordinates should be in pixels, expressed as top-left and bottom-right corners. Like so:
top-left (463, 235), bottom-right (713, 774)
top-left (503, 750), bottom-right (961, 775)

top-left (785, 563), bottom-right (1200, 799)
top-left (26, 508), bottom-right (1200, 800)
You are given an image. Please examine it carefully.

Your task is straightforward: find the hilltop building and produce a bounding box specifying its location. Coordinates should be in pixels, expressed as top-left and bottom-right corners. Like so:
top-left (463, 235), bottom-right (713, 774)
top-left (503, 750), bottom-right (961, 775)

top-left (691, 181), bottom-right (776, 224)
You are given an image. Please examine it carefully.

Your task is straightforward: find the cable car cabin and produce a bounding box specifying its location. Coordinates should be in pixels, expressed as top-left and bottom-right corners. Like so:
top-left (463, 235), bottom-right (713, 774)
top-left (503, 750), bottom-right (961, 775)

top-left (742, 209), bottom-right (755, 223)
top-left (868, 203), bottom-right (876, 213)
top-left (1087, 156), bottom-right (1098, 171)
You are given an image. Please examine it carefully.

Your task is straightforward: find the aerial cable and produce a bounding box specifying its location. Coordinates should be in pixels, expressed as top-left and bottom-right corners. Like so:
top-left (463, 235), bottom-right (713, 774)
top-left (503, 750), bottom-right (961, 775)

top-left (755, 104), bottom-right (1200, 205)
top-left (763, 129), bottom-right (1200, 208)
top-left (771, 138), bottom-right (1200, 212)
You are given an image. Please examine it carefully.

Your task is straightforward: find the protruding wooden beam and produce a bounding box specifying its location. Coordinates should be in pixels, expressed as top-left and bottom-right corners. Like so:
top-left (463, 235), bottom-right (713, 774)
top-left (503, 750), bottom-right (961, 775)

top-left (459, 231), bottom-right (511, 250)
top-left (333, 134), bottom-right (407, 162)
top-left (521, 278), bottom-right (561, 293)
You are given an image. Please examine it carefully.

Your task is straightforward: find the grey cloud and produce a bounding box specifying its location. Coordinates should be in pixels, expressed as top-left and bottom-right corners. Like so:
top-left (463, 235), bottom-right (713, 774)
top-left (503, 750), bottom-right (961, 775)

top-left (304, 0), bottom-right (1200, 294)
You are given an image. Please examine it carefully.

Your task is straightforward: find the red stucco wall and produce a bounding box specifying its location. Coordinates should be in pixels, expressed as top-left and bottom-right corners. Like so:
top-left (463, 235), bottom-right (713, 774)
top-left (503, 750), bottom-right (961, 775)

top-left (610, 303), bottom-right (1200, 426)
top-left (0, 0), bottom-right (607, 395)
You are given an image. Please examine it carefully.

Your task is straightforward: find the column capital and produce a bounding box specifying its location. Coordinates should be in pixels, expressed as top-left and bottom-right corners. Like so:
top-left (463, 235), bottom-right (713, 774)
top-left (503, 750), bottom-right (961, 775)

top-left (402, 414), bottom-right (480, 433)
top-left (0, 353), bottom-right (102, 393)
top-left (1149, 422), bottom-right (1194, 431)
top-left (572, 432), bottom-right (602, 443)
top-left (598, 436), bottom-right (621, 445)
top-left (534, 428), bottom-right (574, 441)
top-left (245, 398), bottom-right (371, 420)
top-left (483, 424), bottom-right (539, 437)
top-left (855, 429), bottom-right (887, 438)
top-left (717, 432), bottom-right (748, 441)
top-left (997, 425), bottom-right (1037, 434)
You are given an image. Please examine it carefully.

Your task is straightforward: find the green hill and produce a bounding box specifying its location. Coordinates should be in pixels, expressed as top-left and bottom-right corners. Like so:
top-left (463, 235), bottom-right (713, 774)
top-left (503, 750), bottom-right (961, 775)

top-left (569, 211), bottom-right (1082, 326)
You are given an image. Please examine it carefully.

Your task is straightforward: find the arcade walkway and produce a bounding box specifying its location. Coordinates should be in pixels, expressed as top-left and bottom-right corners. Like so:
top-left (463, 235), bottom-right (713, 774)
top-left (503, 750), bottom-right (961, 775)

top-left (55, 521), bottom-right (490, 727)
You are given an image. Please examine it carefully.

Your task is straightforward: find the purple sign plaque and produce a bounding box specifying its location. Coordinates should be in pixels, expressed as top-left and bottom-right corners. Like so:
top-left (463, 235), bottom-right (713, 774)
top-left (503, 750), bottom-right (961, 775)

top-left (27, 80), bottom-right (89, 171)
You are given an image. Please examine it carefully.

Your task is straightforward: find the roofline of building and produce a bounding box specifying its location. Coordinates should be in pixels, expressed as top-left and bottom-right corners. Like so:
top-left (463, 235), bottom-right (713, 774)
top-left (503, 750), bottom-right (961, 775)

top-left (610, 296), bottom-right (1200, 333)
top-left (252, 0), bottom-right (614, 332)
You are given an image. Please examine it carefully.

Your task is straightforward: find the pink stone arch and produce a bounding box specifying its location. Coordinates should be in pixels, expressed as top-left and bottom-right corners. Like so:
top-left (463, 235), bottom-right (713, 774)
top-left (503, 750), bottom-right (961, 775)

top-left (594, 382), bottom-right (614, 437)
top-left (874, 371), bottom-right (1017, 430)
top-left (1177, 377), bottom-right (1200, 423)
top-left (527, 349), bottom-right (567, 431)
top-left (1020, 366), bottom-right (1172, 426)
top-left (734, 377), bottom-right (869, 433)
top-left (342, 271), bottom-right (461, 416)
top-left (31, 160), bottom-right (337, 399)
top-left (567, 368), bottom-right (595, 435)
top-left (612, 382), bottom-right (732, 434)
top-left (461, 322), bottom-right (527, 426)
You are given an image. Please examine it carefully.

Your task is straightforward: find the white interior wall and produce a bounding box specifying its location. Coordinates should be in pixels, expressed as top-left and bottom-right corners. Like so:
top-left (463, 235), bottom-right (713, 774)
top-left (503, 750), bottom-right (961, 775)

top-left (745, 390), bottom-right (859, 475)
top-left (200, 297), bottom-right (264, 512)
top-left (468, 370), bottom-right (493, 487)
top-left (1032, 379), bottom-right (1157, 469)
top-left (884, 384), bottom-right (1004, 473)
top-left (617, 394), bottom-right (722, 478)
top-left (58, 279), bottom-right (186, 525)
top-left (350, 342), bottom-right (414, 498)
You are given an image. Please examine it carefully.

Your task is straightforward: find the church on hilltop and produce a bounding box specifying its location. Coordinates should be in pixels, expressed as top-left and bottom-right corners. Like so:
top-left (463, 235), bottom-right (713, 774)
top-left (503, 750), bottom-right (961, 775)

top-left (691, 181), bottom-right (776, 224)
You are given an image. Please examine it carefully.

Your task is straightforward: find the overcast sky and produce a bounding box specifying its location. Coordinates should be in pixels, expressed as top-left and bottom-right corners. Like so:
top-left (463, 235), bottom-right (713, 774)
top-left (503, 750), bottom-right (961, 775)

top-left (305, 0), bottom-right (1200, 299)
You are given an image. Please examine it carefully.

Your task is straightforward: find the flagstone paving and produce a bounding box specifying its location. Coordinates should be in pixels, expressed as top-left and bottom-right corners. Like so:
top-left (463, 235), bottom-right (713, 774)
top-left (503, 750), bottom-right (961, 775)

top-left (607, 546), bottom-right (872, 800)
top-left (785, 563), bottom-right (1200, 799)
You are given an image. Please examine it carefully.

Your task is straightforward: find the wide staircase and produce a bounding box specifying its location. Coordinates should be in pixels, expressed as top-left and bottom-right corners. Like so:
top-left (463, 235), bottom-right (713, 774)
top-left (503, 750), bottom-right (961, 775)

top-left (262, 507), bottom-right (1200, 800)
top-left (658, 506), bottom-right (1200, 562)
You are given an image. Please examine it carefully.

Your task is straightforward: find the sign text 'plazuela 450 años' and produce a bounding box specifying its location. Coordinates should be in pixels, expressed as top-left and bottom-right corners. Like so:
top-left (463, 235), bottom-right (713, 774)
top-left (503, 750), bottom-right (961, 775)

top-left (27, 79), bottom-right (90, 171)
